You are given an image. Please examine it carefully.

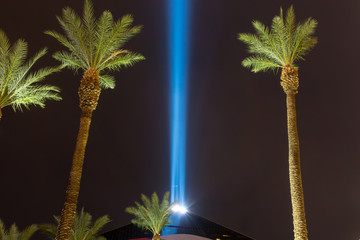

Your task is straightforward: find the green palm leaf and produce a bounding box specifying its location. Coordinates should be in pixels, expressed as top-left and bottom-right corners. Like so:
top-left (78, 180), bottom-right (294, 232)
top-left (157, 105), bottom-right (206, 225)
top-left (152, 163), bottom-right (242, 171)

top-left (99, 75), bottom-right (115, 89)
top-left (0, 219), bottom-right (38, 240)
top-left (242, 56), bottom-right (282, 73)
top-left (0, 29), bottom-right (61, 117)
top-left (99, 52), bottom-right (145, 72)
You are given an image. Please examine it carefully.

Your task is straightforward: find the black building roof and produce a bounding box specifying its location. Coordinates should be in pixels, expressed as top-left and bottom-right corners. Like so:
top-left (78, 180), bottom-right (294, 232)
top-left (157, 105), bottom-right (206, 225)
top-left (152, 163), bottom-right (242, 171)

top-left (102, 212), bottom-right (254, 240)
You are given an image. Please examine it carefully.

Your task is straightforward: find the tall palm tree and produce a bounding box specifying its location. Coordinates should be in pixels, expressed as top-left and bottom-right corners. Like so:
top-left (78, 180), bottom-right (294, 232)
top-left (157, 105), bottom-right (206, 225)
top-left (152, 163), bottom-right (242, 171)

top-left (45, 1), bottom-right (144, 239)
top-left (40, 208), bottom-right (110, 240)
top-left (0, 29), bottom-right (61, 119)
top-left (0, 219), bottom-right (38, 240)
top-left (238, 6), bottom-right (317, 240)
top-left (126, 192), bottom-right (174, 240)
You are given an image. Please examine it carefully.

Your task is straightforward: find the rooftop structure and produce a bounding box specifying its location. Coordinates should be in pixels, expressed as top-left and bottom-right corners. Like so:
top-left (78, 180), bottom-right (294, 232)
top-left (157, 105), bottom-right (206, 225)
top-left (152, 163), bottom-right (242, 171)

top-left (102, 212), bottom-right (254, 240)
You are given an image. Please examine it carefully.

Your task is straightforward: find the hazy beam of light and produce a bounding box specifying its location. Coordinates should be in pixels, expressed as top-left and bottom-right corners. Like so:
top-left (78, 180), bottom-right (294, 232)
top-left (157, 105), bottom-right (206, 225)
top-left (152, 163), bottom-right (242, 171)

top-left (169, 0), bottom-right (189, 206)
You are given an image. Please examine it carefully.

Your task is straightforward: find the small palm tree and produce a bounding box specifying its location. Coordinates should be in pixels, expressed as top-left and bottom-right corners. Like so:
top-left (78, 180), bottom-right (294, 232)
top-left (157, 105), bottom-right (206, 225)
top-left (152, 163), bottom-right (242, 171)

top-left (40, 208), bottom-right (110, 240)
top-left (0, 29), bottom-right (61, 119)
top-left (238, 6), bottom-right (317, 240)
top-left (126, 192), bottom-right (174, 240)
top-left (46, 1), bottom-right (144, 239)
top-left (0, 219), bottom-right (38, 240)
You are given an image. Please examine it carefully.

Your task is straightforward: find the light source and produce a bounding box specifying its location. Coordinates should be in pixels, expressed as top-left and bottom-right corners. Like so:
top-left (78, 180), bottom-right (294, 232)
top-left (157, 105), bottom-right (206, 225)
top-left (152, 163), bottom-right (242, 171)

top-left (172, 204), bottom-right (188, 214)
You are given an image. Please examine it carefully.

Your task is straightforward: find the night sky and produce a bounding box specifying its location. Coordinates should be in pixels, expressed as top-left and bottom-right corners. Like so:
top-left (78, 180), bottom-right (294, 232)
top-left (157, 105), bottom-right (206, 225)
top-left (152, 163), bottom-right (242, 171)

top-left (1, 0), bottom-right (360, 239)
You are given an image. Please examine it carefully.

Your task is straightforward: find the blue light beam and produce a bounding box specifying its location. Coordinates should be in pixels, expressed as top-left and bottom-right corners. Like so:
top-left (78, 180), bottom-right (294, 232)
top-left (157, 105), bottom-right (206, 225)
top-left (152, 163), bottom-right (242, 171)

top-left (169, 0), bottom-right (189, 206)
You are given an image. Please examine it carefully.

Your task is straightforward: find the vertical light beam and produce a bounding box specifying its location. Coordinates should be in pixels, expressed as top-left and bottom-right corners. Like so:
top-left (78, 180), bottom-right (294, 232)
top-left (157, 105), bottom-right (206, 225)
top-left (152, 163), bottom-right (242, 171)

top-left (169, 0), bottom-right (189, 206)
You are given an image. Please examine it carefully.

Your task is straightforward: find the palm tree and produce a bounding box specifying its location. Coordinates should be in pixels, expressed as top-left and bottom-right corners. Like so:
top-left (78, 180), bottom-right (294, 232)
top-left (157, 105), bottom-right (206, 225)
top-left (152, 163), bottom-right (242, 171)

top-left (126, 192), bottom-right (174, 240)
top-left (0, 219), bottom-right (38, 240)
top-left (238, 6), bottom-right (317, 240)
top-left (45, 1), bottom-right (144, 239)
top-left (0, 29), bottom-right (61, 119)
top-left (40, 208), bottom-right (110, 240)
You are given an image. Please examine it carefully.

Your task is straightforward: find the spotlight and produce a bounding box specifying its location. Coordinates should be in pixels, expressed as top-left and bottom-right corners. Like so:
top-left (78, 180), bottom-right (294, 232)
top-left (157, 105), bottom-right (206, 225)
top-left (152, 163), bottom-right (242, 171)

top-left (172, 204), bottom-right (188, 214)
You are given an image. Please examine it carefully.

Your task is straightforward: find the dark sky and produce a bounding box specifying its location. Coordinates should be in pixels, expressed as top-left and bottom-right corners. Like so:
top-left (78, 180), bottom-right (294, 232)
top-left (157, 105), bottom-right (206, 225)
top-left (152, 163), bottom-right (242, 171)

top-left (1, 0), bottom-right (360, 239)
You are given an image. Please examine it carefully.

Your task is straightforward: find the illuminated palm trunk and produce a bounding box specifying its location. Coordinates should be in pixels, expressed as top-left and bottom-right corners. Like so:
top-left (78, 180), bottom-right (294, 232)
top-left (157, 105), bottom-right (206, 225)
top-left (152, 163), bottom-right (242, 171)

top-left (153, 233), bottom-right (161, 240)
top-left (56, 69), bottom-right (101, 240)
top-left (0, 106), bottom-right (2, 119)
top-left (281, 66), bottom-right (308, 240)
top-left (286, 90), bottom-right (308, 240)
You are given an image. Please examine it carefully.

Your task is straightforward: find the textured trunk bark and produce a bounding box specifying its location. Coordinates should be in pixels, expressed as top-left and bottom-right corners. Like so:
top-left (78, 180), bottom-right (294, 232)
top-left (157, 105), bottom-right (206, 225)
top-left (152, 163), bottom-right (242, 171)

top-left (153, 233), bottom-right (161, 240)
top-left (286, 90), bottom-right (308, 240)
top-left (56, 69), bottom-right (101, 240)
top-left (55, 110), bottom-right (92, 240)
top-left (281, 65), bottom-right (308, 240)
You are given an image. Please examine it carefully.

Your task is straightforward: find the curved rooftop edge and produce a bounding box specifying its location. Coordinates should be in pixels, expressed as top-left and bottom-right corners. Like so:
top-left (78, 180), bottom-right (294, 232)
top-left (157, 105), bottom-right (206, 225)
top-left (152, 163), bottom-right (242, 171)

top-left (102, 212), bottom-right (255, 240)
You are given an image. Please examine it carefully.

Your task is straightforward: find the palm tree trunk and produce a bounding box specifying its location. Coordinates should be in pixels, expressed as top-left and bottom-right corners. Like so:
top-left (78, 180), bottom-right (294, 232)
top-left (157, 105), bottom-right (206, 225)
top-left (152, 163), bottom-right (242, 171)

top-left (0, 106), bottom-right (2, 119)
top-left (55, 110), bottom-right (92, 240)
top-left (281, 66), bottom-right (308, 240)
top-left (56, 69), bottom-right (101, 240)
top-left (153, 233), bottom-right (161, 240)
top-left (286, 90), bottom-right (308, 240)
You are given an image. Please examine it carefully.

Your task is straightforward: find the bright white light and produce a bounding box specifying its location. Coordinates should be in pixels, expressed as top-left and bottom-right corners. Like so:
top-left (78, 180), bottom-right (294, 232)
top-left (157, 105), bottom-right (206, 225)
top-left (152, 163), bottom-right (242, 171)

top-left (172, 204), bottom-right (188, 214)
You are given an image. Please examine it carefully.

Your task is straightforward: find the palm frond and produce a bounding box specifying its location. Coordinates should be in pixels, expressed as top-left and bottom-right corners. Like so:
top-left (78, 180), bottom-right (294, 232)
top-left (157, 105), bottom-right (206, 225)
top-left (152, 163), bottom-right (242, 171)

top-left (44, 30), bottom-right (87, 67)
top-left (0, 30), bottom-right (61, 113)
top-left (271, 13), bottom-right (289, 63)
top-left (99, 74), bottom-right (115, 89)
top-left (251, 20), bottom-right (285, 64)
top-left (0, 219), bottom-right (37, 240)
top-left (111, 15), bottom-right (143, 49)
top-left (8, 66), bottom-right (61, 103)
top-left (90, 215), bottom-right (111, 236)
top-left (285, 5), bottom-right (296, 56)
top-left (1, 39), bottom-right (28, 93)
top-left (9, 224), bottom-right (20, 239)
top-left (83, 0), bottom-right (97, 67)
top-left (9, 48), bottom-right (48, 91)
top-left (53, 50), bottom-right (86, 71)
top-left (242, 56), bottom-right (282, 73)
top-left (83, 0), bottom-right (96, 37)
top-left (238, 32), bottom-right (283, 65)
top-left (290, 18), bottom-right (318, 63)
top-left (0, 219), bottom-right (6, 240)
top-left (96, 14), bottom-right (143, 67)
top-left (99, 52), bottom-right (145, 72)
top-left (0, 29), bottom-right (10, 58)
top-left (19, 225), bottom-right (38, 240)
top-left (8, 85), bottom-right (61, 111)
top-left (38, 223), bottom-right (57, 240)
top-left (93, 10), bottom-right (114, 65)
top-left (72, 208), bottom-right (91, 240)
top-left (57, 7), bottom-right (90, 67)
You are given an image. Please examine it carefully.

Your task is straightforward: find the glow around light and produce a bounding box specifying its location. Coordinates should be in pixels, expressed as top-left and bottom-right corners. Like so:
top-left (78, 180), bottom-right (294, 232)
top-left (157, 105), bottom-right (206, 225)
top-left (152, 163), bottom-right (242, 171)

top-left (169, 0), bottom-right (189, 206)
top-left (172, 204), bottom-right (188, 214)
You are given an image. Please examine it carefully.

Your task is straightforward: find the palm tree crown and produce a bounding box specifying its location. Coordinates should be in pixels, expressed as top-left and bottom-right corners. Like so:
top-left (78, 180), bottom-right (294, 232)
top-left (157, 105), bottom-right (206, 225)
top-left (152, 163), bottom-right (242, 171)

top-left (126, 192), bottom-right (174, 240)
top-left (238, 6), bottom-right (317, 74)
top-left (0, 29), bottom-right (61, 118)
top-left (0, 219), bottom-right (38, 240)
top-left (40, 208), bottom-right (110, 240)
top-left (45, 0), bottom-right (145, 90)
